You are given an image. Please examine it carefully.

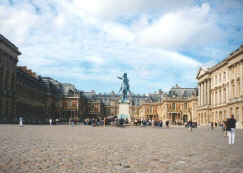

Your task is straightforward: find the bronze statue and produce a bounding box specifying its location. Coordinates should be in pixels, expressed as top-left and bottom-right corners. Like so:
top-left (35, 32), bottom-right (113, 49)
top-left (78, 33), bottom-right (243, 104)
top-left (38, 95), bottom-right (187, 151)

top-left (117, 72), bottom-right (131, 101)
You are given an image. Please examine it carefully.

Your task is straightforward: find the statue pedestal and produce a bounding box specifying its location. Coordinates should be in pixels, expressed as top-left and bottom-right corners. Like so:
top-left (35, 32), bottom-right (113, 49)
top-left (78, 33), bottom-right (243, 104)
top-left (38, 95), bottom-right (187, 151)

top-left (118, 100), bottom-right (131, 123)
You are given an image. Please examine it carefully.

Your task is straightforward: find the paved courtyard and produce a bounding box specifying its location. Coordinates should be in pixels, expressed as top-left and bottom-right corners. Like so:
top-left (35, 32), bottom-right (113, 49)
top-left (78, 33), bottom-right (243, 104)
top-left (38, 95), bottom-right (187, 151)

top-left (0, 124), bottom-right (242, 173)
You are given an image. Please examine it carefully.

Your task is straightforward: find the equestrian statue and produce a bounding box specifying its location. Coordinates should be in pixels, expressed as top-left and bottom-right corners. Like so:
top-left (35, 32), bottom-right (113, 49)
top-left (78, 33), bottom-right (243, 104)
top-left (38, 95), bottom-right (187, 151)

top-left (117, 72), bottom-right (131, 101)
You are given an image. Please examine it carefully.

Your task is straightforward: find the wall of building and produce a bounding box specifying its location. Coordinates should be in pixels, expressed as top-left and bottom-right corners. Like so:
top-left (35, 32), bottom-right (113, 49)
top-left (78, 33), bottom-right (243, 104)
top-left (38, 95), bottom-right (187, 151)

top-left (197, 45), bottom-right (243, 128)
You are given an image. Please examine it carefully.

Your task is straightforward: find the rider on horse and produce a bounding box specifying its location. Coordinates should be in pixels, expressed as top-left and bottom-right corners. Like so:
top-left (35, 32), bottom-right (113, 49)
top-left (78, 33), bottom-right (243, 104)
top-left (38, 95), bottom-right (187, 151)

top-left (117, 72), bottom-right (131, 100)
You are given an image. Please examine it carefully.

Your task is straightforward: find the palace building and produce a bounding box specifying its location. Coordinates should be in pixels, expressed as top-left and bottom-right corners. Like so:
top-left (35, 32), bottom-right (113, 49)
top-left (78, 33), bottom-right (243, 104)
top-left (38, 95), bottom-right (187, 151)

top-left (16, 66), bottom-right (45, 123)
top-left (1, 34), bottom-right (241, 127)
top-left (138, 85), bottom-right (198, 124)
top-left (196, 45), bottom-right (243, 128)
top-left (0, 35), bottom-right (21, 122)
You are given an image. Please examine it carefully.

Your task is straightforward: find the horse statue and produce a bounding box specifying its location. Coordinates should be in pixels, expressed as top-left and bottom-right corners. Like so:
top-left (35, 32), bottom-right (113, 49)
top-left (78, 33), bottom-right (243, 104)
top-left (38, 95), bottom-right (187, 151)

top-left (117, 72), bottom-right (131, 101)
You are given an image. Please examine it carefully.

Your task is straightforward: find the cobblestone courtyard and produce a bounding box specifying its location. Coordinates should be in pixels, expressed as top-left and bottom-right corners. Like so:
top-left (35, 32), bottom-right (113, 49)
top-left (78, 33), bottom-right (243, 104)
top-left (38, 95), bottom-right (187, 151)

top-left (0, 124), bottom-right (242, 173)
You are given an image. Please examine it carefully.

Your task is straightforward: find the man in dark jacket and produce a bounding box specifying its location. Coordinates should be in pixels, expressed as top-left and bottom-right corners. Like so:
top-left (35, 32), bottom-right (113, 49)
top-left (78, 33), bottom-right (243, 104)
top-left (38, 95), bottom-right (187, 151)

top-left (227, 114), bottom-right (236, 144)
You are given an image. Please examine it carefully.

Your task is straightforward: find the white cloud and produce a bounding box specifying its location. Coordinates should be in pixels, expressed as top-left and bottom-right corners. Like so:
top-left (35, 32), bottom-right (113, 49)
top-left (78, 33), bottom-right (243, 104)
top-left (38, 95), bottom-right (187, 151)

top-left (135, 3), bottom-right (223, 51)
top-left (0, 0), bottom-right (242, 94)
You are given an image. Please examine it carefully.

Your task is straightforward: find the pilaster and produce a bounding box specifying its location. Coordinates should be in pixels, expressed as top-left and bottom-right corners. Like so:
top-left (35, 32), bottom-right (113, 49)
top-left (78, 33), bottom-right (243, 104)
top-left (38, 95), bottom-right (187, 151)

top-left (229, 67), bottom-right (232, 99)
top-left (240, 61), bottom-right (243, 96)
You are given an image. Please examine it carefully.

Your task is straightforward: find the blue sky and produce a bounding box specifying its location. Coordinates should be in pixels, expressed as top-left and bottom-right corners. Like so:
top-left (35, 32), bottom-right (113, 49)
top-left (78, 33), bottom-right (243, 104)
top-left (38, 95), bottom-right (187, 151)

top-left (1, 0), bottom-right (243, 94)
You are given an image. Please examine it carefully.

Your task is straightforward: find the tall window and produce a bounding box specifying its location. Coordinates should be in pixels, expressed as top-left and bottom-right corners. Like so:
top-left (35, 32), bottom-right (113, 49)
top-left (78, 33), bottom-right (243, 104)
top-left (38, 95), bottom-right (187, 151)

top-left (68, 100), bottom-right (72, 107)
top-left (219, 90), bottom-right (222, 103)
top-left (215, 76), bottom-right (217, 85)
top-left (223, 89), bottom-right (226, 103)
top-left (132, 99), bottom-right (135, 106)
top-left (219, 74), bottom-right (221, 83)
top-left (184, 103), bottom-right (187, 110)
top-left (223, 72), bottom-right (226, 81)
top-left (212, 93), bottom-right (214, 105)
top-left (150, 106), bottom-right (152, 112)
top-left (215, 92), bottom-right (217, 104)
top-left (172, 103), bottom-right (175, 110)
top-left (91, 105), bottom-right (94, 111)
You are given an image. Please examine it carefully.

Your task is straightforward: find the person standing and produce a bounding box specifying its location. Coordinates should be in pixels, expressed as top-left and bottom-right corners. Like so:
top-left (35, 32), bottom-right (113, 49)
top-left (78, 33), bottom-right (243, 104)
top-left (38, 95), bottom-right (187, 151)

top-left (211, 122), bottom-right (214, 130)
top-left (49, 118), bottom-right (52, 125)
top-left (188, 120), bottom-right (192, 132)
top-left (228, 114), bottom-right (236, 144)
top-left (19, 117), bottom-right (23, 127)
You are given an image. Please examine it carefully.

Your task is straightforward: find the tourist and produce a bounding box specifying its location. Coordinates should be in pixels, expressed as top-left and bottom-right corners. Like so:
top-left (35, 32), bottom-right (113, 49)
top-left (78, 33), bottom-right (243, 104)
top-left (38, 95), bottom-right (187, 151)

top-left (72, 119), bottom-right (74, 127)
top-left (49, 118), bottom-right (52, 125)
top-left (120, 117), bottom-right (124, 127)
top-left (211, 122), bottom-right (214, 130)
top-left (227, 114), bottom-right (236, 144)
top-left (19, 117), bottom-right (23, 127)
top-left (74, 117), bottom-right (77, 125)
top-left (56, 119), bottom-right (58, 125)
top-left (97, 118), bottom-right (100, 126)
top-left (125, 118), bottom-right (128, 124)
top-left (208, 122), bottom-right (211, 129)
top-left (188, 120), bottom-right (192, 132)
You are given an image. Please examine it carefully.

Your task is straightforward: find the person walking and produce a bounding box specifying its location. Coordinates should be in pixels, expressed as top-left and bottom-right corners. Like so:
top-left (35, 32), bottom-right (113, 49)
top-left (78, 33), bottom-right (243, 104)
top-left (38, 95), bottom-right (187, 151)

top-left (227, 114), bottom-right (236, 144)
top-left (19, 117), bottom-right (23, 127)
top-left (208, 122), bottom-right (211, 129)
top-left (49, 118), bottom-right (52, 125)
top-left (211, 122), bottom-right (214, 130)
top-left (188, 120), bottom-right (193, 132)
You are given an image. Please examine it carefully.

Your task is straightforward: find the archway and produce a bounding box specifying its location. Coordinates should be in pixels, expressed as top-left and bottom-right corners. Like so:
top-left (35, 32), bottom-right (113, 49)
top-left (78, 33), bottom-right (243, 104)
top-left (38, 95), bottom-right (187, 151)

top-left (183, 115), bottom-right (188, 122)
top-left (219, 111), bottom-right (222, 123)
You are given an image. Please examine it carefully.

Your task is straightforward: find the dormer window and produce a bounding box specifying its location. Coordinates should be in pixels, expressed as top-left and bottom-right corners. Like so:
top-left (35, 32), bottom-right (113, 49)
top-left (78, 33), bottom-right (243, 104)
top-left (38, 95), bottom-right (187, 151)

top-left (68, 89), bottom-right (74, 95)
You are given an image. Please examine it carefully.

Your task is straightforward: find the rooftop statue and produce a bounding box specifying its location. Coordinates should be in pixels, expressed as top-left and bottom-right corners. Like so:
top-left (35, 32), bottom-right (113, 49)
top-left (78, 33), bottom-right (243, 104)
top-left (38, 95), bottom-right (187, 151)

top-left (117, 72), bottom-right (131, 101)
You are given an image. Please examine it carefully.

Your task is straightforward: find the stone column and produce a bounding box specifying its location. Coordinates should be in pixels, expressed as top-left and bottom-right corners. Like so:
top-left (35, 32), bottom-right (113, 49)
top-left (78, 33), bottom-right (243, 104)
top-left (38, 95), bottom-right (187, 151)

top-left (239, 106), bottom-right (243, 128)
top-left (201, 82), bottom-right (204, 106)
top-left (235, 64), bottom-right (239, 97)
top-left (204, 80), bottom-right (207, 105)
top-left (198, 83), bottom-right (201, 107)
top-left (2, 52), bottom-right (7, 90)
top-left (207, 79), bottom-right (211, 105)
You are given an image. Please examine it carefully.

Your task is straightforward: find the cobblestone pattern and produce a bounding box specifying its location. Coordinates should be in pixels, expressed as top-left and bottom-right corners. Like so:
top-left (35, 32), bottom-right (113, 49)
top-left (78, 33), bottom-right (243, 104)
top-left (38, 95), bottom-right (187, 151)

top-left (0, 125), bottom-right (242, 173)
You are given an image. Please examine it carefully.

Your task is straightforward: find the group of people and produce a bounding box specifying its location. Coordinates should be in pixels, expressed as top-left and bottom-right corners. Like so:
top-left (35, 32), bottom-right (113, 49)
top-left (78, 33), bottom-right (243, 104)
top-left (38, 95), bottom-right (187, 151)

top-left (207, 114), bottom-right (237, 144)
top-left (49, 118), bottom-right (59, 125)
top-left (19, 114), bottom-right (237, 144)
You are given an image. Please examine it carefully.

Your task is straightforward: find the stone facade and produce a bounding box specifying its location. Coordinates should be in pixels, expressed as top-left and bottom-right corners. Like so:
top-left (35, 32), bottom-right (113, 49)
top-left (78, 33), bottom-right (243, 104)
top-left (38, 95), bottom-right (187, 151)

top-left (138, 85), bottom-right (198, 124)
top-left (196, 45), bottom-right (243, 128)
top-left (16, 66), bottom-right (45, 123)
top-left (0, 35), bottom-right (21, 122)
top-left (40, 77), bottom-right (87, 122)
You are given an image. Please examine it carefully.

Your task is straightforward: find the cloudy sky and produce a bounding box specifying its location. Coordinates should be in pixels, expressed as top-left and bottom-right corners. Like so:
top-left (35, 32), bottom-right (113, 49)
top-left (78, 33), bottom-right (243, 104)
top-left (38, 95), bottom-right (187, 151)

top-left (1, 0), bottom-right (243, 94)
